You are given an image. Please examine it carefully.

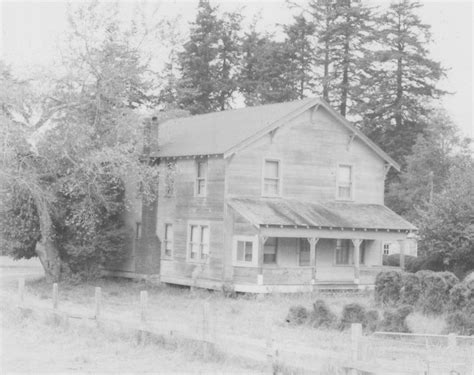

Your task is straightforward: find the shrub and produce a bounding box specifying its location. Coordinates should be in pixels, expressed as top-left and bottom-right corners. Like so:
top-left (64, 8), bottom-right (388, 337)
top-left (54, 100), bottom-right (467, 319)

top-left (448, 283), bottom-right (470, 312)
top-left (383, 254), bottom-right (417, 269)
top-left (221, 282), bottom-right (237, 298)
top-left (400, 273), bottom-right (421, 305)
top-left (365, 310), bottom-right (380, 333)
top-left (374, 270), bottom-right (403, 306)
top-left (380, 305), bottom-right (413, 333)
top-left (286, 305), bottom-right (308, 325)
top-left (309, 299), bottom-right (337, 328)
top-left (418, 273), bottom-right (449, 315)
top-left (446, 311), bottom-right (474, 336)
top-left (438, 271), bottom-right (459, 291)
top-left (339, 303), bottom-right (367, 330)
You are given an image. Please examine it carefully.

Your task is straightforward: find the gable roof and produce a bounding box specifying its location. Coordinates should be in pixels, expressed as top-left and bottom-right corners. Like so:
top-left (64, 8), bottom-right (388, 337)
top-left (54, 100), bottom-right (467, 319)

top-left (228, 197), bottom-right (417, 231)
top-left (154, 98), bottom-right (400, 171)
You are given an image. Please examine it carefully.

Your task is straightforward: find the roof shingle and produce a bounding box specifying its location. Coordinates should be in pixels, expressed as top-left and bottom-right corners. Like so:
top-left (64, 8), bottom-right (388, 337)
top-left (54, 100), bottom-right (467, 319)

top-left (228, 197), bottom-right (417, 231)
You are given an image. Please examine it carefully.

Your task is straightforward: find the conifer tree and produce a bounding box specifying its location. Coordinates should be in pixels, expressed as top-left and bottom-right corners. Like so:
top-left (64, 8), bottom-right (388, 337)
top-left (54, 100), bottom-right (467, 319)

top-left (361, 0), bottom-right (445, 164)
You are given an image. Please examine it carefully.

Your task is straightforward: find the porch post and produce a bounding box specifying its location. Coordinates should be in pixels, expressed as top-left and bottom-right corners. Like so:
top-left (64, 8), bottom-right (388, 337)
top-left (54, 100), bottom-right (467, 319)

top-left (351, 239), bottom-right (362, 284)
top-left (307, 238), bottom-right (319, 285)
top-left (258, 236), bottom-right (267, 285)
top-left (398, 239), bottom-right (406, 270)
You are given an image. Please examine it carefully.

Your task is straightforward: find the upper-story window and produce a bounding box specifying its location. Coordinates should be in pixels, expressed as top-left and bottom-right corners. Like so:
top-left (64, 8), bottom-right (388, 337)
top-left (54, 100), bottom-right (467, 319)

top-left (337, 164), bottom-right (353, 200)
top-left (165, 161), bottom-right (176, 197)
top-left (195, 159), bottom-right (207, 196)
top-left (263, 159), bottom-right (281, 196)
top-left (163, 223), bottom-right (173, 257)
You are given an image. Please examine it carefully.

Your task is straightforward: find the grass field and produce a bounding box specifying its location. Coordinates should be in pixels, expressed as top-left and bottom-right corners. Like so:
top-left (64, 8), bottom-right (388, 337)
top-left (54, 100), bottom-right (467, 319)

top-left (1, 274), bottom-right (472, 374)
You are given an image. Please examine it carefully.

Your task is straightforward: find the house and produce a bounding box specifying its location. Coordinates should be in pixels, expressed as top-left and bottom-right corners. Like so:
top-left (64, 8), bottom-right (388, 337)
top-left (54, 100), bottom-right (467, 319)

top-left (107, 97), bottom-right (417, 292)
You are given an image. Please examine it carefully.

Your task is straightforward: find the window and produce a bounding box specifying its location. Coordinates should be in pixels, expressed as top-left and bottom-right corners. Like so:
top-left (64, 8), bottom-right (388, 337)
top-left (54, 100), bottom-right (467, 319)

top-left (264, 237), bottom-right (277, 264)
top-left (237, 241), bottom-right (253, 263)
top-left (188, 224), bottom-right (210, 261)
top-left (164, 224), bottom-right (173, 257)
top-left (335, 239), bottom-right (365, 265)
top-left (195, 159), bottom-right (207, 196)
top-left (263, 159), bottom-right (280, 196)
top-left (383, 243), bottom-right (390, 255)
top-left (165, 161), bottom-right (176, 197)
top-left (135, 222), bottom-right (142, 240)
top-left (337, 164), bottom-right (353, 200)
top-left (299, 239), bottom-right (311, 266)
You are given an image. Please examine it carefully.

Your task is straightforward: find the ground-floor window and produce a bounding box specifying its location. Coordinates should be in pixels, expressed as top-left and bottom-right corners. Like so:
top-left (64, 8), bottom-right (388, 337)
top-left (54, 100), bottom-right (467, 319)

top-left (299, 239), bottom-right (311, 266)
top-left (383, 242), bottom-right (390, 255)
top-left (233, 236), bottom-right (257, 266)
top-left (264, 237), bottom-right (277, 264)
top-left (188, 223), bottom-right (209, 261)
top-left (335, 239), bottom-right (365, 265)
top-left (163, 223), bottom-right (173, 257)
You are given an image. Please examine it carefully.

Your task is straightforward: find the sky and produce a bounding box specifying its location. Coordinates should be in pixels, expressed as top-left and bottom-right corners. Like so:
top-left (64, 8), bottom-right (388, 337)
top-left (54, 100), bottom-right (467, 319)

top-left (0, 0), bottom-right (472, 137)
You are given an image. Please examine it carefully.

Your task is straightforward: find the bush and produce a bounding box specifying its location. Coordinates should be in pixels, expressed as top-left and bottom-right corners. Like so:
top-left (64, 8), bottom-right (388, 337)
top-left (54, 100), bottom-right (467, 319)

top-left (309, 299), bottom-right (337, 328)
top-left (438, 271), bottom-right (459, 291)
top-left (339, 303), bottom-right (367, 330)
top-left (286, 305), bottom-right (308, 325)
top-left (448, 283), bottom-right (469, 312)
top-left (446, 311), bottom-right (474, 335)
top-left (380, 305), bottom-right (413, 333)
top-left (418, 273), bottom-right (449, 315)
top-left (400, 273), bottom-right (421, 305)
top-left (221, 282), bottom-right (237, 298)
top-left (383, 253), bottom-right (417, 269)
top-left (365, 310), bottom-right (380, 333)
top-left (375, 270), bottom-right (403, 305)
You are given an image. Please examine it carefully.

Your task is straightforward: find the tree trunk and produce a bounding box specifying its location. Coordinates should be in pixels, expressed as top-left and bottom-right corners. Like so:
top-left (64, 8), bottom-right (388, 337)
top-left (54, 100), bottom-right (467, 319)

top-left (395, 54), bottom-right (403, 128)
top-left (31, 191), bottom-right (61, 282)
top-left (36, 240), bottom-right (61, 282)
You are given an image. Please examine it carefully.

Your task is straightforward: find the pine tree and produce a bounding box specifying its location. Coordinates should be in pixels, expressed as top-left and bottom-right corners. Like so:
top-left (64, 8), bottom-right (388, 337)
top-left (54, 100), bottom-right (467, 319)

top-left (282, 15), bottom-right (317, 99)
top-left (176, 1), bottom-right (241, 114)
top-left (361, 0), bottom-right (445, 164)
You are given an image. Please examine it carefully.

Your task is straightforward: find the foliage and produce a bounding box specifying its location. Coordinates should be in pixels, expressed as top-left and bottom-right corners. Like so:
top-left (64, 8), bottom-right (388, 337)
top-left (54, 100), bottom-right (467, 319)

top-left (0, 3), bottom-right (171, 281)
top-left (176, 1), bottom-right (242, 114)
top-left (400, 273), bottom-right (421, 305)
top-left (286, 305), bottom-right (309, 325)
top-left (380, 305), bottom-right (413, 333)
top-left (309, 299), bottom-right (337, 328)
top-left (365, 310), bottom-right (380, 333)
top-left (339, 303), bottom-right (367, 330)
top-left (418, 272), bottom-right (449, 315)
top-left (448, 282), bottom-right (473, 313)
top-left (445, 311), bottom-right (474, 336)
top-left (416, 160), bottom-right (474, 277)
top-left (382, 254), bottom-right (417, 268)
top-left (374, 270), bottom-right (403, 305)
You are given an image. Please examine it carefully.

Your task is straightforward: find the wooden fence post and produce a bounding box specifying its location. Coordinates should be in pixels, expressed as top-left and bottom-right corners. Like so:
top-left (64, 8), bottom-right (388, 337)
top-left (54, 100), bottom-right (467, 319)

top-left (95, 287), bottom-right (102, 321)
top-left (139, 290), bottom-right (148, 343)
top-left (52, 283), bottom-right (58, 309)
top-left (18, 278), bottom-right (25, 306)
top-left (265, 317), bottom-right (278, 373)
top-left (349, 323), bottom-right (363, 374)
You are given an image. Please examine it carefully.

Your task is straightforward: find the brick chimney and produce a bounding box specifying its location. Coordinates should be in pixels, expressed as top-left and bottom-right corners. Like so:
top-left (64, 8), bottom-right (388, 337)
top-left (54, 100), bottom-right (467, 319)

top-left (142, 116), bottom-right (159, 157)
top-left (136, 115), bottom-right (161, 277)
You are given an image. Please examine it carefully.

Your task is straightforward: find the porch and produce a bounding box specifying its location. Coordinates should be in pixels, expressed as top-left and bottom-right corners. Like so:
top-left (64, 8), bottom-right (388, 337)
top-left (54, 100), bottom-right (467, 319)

top-left (227, 197), bottom-right (417, 292)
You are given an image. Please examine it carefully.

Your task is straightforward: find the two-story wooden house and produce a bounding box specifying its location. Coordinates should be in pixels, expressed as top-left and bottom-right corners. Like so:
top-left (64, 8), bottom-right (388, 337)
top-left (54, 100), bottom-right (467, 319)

top-left (107, 98), bottom-right (417, 292)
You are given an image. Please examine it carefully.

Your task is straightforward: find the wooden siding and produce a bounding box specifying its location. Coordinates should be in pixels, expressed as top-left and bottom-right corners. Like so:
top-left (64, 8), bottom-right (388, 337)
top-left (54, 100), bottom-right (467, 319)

top-left (157, 157), bottom-right (226, 283)
top-left (226, 106), bottom-right (385, 204)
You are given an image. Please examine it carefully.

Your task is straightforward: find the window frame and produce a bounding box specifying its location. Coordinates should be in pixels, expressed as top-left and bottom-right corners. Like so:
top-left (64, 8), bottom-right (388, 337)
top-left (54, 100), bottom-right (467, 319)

top-left (186, 221), bottom-right (210, 263)
top-left (263, 237), bottom-right (278, 265)
top-left (163, 222), bottom-right (174, 258)
top-left (336, 163), bottom-right (355, 201)
top-left (232, 235), bottom-right (258, 267)
top-left (383, 242), bottom-right (390, 256)
top-left (135, 222), bottom-right (142, 240)
top-left (334, 239), bottom-right (366, 266)
top-left (195, 158), bottom-right (208, 197)
top-left (262, 158), bottom-right (282, 197)
top-left (164, 160), bottom-right (176, 197)
top-left (298, 238), bottom-right (311, 267)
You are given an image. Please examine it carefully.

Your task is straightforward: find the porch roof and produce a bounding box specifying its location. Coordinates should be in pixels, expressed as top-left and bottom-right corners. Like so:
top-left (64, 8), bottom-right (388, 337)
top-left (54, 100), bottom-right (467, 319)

top-left (228, 197), bottom-right (417, 232)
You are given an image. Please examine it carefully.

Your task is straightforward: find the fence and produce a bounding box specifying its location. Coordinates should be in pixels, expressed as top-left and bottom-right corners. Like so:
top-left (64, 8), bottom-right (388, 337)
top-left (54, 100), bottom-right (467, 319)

top-left (14, 278), bottom-right (474, 374)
